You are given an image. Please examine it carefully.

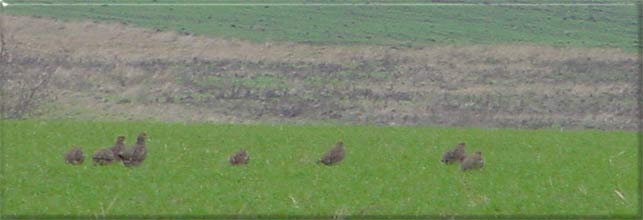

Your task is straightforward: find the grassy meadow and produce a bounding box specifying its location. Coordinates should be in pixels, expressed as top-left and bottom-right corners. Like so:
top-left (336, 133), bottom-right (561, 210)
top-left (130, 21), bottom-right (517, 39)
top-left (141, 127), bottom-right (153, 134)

top-left (4, 0), bottom-right (638, 51)
top-left (1, 120), bottom-right (637, 216)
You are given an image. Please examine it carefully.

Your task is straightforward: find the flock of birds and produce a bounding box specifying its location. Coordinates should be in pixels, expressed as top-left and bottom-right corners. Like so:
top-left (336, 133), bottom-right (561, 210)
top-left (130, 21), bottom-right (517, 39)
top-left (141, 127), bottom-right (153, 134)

top-left (440, 142), bottom-right (485, 171)
top-left (63, 133), bottom-right (483, 171)
top-left (63, 132), bottom-right (148, 167)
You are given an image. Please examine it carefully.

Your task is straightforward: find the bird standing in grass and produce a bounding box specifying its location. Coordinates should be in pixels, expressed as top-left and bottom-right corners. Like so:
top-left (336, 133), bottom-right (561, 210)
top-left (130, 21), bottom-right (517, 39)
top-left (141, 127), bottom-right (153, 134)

top-left (229, 148), bottom-right (249, 165)
top-left (64, 147), bottom-right (85, 165)
top-left (92, 148), bottom-right (115, 166)
top-left (119, 132), bottom-right (147, 167)
top-left (319, 140), bottom-right (345, 166)
top-left (110, 136), bottom-right (126, 161)
top-left (441, 142), bottom-right (466, 164)
top-left (461, 151), bottom-right (484, 171)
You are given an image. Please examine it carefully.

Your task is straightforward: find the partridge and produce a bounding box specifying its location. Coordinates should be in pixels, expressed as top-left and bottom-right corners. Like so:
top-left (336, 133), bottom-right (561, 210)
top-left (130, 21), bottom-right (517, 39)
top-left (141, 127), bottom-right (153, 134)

top-left (119, 132), bottom-right (147, 167)
top-left (92, 148), bottom-right (115, 166)
top-left (229, 148), bottom-right (249, 165)
top-left (110, 136), bottom-right (126, 161)
top-left (64, 147), bottom-right (85, 165)
top-left (461, 151), bottom-right (484, 171)
top-left (441, 142), bottom-right (466, 164)
top-left (319, 140), bottom-right (345, 166)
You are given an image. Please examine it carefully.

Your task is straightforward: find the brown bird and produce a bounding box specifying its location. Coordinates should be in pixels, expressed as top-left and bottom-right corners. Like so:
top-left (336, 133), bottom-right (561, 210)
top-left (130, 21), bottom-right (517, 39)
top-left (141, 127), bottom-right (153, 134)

top-left (92, 148), bottom-right (115, 166)
top-left (64, 147), bottom-right (85, 165)
top-left (229, 148), bottom-right (249, 165)
top-left (119, 132), bottom-right (148, 167)
top-left (110, 136), bottom-right (126, 161)
top-left (319, 140), bottom-right (345, 166)
top-left (461, 151), bottom-right (484, 171)
top-left (441, 142), bottom-right (466, 164)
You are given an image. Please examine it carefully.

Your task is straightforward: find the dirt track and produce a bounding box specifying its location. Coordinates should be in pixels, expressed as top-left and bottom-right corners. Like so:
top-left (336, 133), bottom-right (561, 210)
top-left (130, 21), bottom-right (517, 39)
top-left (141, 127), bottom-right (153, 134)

top-left (1, 15), bottom-right (638, 129)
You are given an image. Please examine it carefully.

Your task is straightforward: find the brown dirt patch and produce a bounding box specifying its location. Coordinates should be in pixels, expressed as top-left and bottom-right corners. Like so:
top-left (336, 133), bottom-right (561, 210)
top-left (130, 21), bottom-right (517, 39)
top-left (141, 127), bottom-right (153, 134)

top-left (1, 15), bottom-right (638, 130)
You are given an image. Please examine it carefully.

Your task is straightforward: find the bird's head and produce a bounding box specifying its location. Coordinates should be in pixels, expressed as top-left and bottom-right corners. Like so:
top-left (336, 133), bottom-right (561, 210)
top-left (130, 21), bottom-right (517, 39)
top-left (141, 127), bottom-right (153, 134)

top-left (136, 132), bottom-right (147, 145)
top-left (238, 148), bottom-right (247, 155)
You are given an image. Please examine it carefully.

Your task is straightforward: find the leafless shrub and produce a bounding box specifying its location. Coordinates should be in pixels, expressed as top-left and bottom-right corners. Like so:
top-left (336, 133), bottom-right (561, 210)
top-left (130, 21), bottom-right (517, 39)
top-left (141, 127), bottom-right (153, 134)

top-left (1, 54), bottom-right (57, 119)
top-left (0, 25), bottom-right (57, 119)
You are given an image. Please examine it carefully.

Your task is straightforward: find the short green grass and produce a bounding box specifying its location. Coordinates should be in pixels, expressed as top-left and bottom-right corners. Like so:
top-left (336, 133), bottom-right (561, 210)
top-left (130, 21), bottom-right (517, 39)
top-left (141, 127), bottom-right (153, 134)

top-left (3, 0), bottom-right (638, 51)
top-left (1, 120), bottom-right (637, 215)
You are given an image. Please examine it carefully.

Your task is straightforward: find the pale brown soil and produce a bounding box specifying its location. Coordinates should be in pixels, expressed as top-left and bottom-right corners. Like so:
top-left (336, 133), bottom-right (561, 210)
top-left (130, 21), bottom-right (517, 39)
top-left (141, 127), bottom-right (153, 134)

top-left (1, 15), bottom-right (638, 129)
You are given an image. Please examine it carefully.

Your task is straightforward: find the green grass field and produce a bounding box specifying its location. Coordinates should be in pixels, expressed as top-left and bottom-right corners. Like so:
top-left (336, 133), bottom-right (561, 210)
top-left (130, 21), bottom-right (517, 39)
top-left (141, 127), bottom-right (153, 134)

top-left (3, 0), bottom-right (638, 51)
top-left (2, 120), bottom-right (637, 216)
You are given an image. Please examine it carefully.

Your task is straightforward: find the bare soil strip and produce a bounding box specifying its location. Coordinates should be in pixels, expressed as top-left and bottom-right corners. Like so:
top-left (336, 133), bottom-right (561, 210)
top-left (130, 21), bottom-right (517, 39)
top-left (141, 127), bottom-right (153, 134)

top-left (2, 15), bottom-right (638, 129)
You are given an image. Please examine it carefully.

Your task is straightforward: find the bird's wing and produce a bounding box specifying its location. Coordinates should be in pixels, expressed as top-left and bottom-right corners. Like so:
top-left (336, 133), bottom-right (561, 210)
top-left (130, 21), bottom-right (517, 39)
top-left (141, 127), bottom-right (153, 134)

top-left (119, 147), bottom-right (135, 159)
